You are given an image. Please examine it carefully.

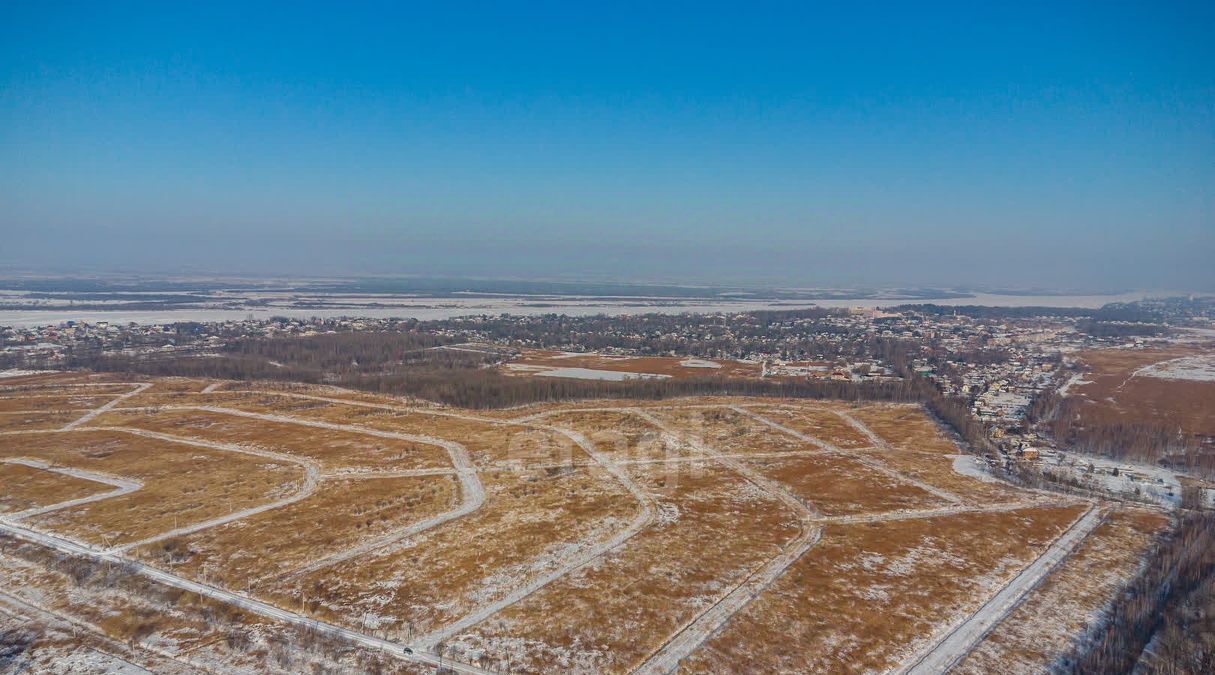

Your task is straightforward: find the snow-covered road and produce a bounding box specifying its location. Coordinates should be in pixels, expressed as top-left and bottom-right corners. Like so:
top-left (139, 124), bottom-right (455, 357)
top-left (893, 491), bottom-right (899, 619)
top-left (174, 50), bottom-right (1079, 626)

top-left (0, 520), bottom-right (493, 674)
top-left (630, 407), bottom-right (822, 675)
top-left (61, 383), bottom-right (152, 430)
top-left (0, 456), bottom-right (143, 521)
top-left (415, 424), bottom-right (657, 650)
top-left (94, 426), bottom-right (323, 554)
top-left (895, 504), bottom-right (1104, 675)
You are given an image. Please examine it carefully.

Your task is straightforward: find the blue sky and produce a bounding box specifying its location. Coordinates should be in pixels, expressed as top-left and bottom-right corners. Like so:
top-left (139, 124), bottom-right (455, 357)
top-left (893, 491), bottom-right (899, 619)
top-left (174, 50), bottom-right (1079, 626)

top-left (2, 1), bottom-right (1212, 289)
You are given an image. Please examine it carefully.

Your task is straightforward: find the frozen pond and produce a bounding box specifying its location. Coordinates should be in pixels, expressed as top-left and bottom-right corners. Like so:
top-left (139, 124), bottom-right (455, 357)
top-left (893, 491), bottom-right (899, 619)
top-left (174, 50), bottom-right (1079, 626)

top-left (679, 358), bottom-right (722, 369)
top-left (534, 367), bottom-right (671, 381)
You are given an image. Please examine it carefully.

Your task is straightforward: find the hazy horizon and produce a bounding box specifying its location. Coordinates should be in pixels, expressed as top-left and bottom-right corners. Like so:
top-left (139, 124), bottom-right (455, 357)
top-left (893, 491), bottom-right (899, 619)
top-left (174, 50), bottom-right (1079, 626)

top-left (3, 3), bottom-right (1213, 291)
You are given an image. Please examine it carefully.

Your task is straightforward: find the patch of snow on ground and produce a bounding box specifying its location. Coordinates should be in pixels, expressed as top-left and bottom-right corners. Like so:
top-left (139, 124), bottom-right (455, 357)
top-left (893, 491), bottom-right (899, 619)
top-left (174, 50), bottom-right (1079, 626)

top-left (952, 455), bottom-right (999, 483)
top-left (30, 647), bottom-right (153, 674)
top-left (655, 502), bottom-right (680, 526)
top-left (1045, 450), bottom-right (1182, 507)
top-left (1057, 371), bottom-right (1091, 397)
top-left (679, 358), bottom-right (721, 369)
top-left (534, 367), bottom-right (671, 381)
top-left (882, 544), bottom-right (943, 577)
top-left (859, 553), bottom-right (886, 571)
top-left (1134, 354), bottom-right (1215, 382)
top-left (503, 363), bottom-right (550, 372)
top-left (0, 369), bottom-right (53, 378)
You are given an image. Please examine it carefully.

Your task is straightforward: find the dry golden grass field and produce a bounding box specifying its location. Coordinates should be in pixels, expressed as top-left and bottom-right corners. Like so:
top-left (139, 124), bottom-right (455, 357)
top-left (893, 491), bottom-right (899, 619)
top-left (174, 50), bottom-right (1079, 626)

top-left (0, 371), bottom-right (1163, 673)
top-left (1069, 347), bottom-right (1215, 435)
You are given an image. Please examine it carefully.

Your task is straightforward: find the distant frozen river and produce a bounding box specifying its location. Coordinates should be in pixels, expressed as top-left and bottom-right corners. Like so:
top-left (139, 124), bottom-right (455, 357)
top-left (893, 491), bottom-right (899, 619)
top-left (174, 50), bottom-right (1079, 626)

top-left (0, 291), bottom-right (1161, 328)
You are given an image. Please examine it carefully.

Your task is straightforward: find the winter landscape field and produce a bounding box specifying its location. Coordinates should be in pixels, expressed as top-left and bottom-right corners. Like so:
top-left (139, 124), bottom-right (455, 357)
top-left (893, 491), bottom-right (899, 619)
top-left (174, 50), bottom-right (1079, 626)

top-left (0, 370), bottom-right (1166, 673)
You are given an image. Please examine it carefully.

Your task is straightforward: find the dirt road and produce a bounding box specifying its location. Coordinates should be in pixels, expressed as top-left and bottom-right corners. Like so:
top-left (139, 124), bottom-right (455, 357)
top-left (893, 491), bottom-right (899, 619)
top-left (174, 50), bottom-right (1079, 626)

top-left (895, 505), bottom-right (1103, 675)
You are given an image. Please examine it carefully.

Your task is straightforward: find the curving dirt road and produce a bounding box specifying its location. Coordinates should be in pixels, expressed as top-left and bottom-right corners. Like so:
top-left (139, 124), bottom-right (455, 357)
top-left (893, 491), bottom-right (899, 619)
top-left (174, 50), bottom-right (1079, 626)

top-left (133, 404), bottom-right (490, 579)
top-left (414, 424), bottom-right (657, 650)
top-left (0, 456), bottom-right (143, 521)
top-left (87, 426), bottom-right (323, 554)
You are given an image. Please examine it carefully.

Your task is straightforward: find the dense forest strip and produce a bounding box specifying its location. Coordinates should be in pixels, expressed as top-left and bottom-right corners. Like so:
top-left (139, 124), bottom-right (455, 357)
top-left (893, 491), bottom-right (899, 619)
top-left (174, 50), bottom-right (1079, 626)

top-left (1027, 388), bottom-right (1214, 479)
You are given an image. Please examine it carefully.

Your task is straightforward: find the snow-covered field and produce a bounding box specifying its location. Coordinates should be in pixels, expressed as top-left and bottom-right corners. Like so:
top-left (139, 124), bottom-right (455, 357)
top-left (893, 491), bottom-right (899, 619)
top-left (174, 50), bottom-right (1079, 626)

top-left (534, 367), bottom-right (671, 381)
top-left (1134, 354), bottom-right (1215, 382)
top-left (1045, 451), bottom-right (1182, 507)
top-left (0, 373), bottom-right (1166, 673)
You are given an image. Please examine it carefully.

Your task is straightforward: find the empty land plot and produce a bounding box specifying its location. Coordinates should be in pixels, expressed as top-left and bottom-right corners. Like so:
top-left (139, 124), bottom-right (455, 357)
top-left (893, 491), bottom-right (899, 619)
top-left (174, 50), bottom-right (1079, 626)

top-left (0, 535), bottom-right (407, 675)
top-left (9, 383), bottom-right (146, 398)
top-left (258, 464), bottom-right (638, 639)
top-left (849, 405), bottom-right (963, 454)
top-left (238, 383), bottom-right (418, 406)
top-left (140, 378), bottom-right (216, 393)
top-left (0, 411), bottom-right (81, 431)
top-left (131, 389), bottom-right (342, 414)
top-left (0, 462), bottom-right (111, 514)
top-left (131, 474), bottom-right (459, 590)
top-left (0, 600), bottom-right (193, 675)
top-left (469, 396), bottom-right (737, 421)
top-left (646, 406), bottom-right (820, 456)
top-left (680, 504), bottom-right (1086, 674)
top-left (274, 399), bottom-right (438, 426)
top-left (953, 507), bottom-right (1169, 675)
top-left (856, 448), bottom-right (1026, 503)
top-left (0, 371), bottom-right (64, 386)
top-left (446, 462), bottom-right (803, 673)
top-left (744, 404), bottom-right (871, 448)
top-left (542, 410), bottom-right (699, 463)
top-left (102, 378), bottom-right (215, 406)
top-left (90, 408), bottom-right (451, 472)
top-left (2, 431), bottom-right (302, 546)
top-left (0, 372), bottom-right (135, 387)
top-left (249, 401), bottom-right (584, 469)
top-left (743, 453), bottom-right (949, 516)
top-left (0, 394), bottom-right (115, 412)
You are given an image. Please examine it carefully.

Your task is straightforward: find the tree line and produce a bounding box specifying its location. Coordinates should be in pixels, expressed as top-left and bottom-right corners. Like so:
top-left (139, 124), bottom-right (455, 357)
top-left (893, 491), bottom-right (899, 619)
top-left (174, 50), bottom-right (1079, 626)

top-left (1060, 511), bottom-right (1215, 674)
top-left (1027, 389), bottom-right (1214, 479)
